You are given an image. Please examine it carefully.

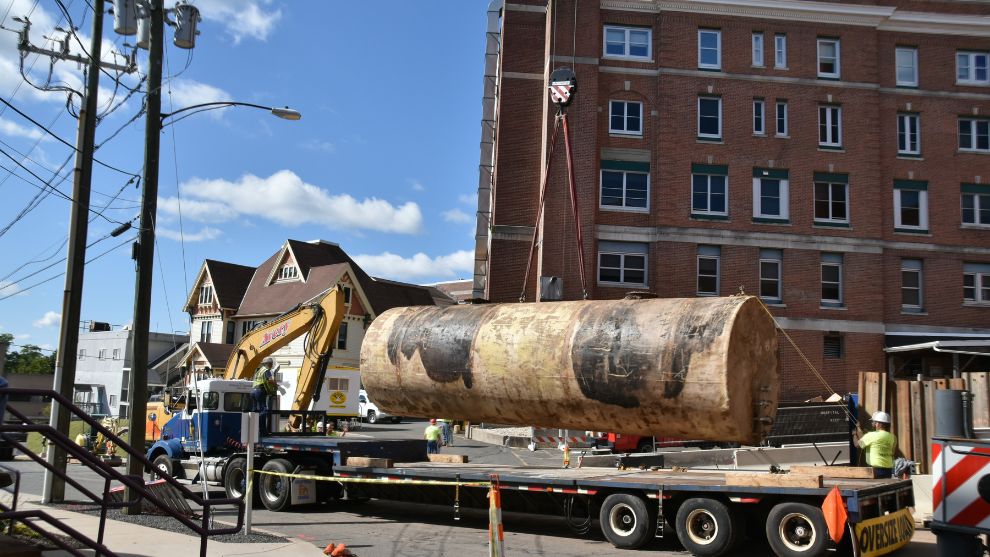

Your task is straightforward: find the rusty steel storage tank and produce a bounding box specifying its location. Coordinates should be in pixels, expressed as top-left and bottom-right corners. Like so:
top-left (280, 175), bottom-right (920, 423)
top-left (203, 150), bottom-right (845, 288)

top-left (360, 295), bottom-right (780, 444)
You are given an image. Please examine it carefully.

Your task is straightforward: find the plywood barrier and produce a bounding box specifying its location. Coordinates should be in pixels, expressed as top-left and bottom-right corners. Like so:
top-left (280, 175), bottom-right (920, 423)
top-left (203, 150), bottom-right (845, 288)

top-left (789, 465), bottom-right (876, 479)
top-left (724, 472), bottom-right (823, 489)
top-left (346, 457), bottom-right (393, 468)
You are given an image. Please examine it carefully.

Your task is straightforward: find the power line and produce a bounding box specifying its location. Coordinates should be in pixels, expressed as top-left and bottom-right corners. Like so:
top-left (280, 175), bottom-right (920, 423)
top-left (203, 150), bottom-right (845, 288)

top-left (0, 234), bottom-right (134, 301)
top-left (0, 227), bottom-right (121, 292)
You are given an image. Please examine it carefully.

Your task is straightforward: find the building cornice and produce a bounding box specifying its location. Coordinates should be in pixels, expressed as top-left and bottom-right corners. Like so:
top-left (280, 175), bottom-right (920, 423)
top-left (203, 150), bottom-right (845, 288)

top-left (600, 0), bottom-right (990, 37)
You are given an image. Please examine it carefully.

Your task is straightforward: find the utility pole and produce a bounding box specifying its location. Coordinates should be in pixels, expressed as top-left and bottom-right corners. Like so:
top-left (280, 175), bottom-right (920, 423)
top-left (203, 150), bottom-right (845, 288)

top-left (125, 0), bottom-right (163, 514)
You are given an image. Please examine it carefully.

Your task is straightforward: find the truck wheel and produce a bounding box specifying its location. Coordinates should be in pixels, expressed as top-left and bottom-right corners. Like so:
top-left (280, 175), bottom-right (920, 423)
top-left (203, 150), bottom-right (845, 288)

top-left (599, 493), bottom-right (654, 549)
top-left (766, 502), bottom-right (829, 557)
top-left (675, 497), bottom-right (740, 557)
top-left (637, 439), bottom-right (654, 453)
top-left (367, 411), bottom-right (378, 424)
top-left (223, 457), bottom-right (261, 506)
top-left (151, 454), bottom-right (173, 480)
top-left (259, 458), bottom-right (292, 511)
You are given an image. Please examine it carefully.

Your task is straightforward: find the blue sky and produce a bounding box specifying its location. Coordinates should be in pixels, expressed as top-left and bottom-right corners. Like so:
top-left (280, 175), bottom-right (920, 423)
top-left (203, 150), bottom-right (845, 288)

top-left (0, 0), bottom-right (488, 350)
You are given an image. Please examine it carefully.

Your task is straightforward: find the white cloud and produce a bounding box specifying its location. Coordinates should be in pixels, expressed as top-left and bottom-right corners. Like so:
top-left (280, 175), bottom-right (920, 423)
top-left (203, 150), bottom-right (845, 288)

top-left (458, 194), bottom-right (475, 205)
top-left (194, 0), bottom-right (283, 43)
top-left (156, 226), bottom-right (222, 242)
top-left (442, 208), bottom-right (472, 224)
top-left (0, 118), bottom-right (47, 141)
top-left (353, 250), bottom-right (474, 281)
top-left (14, 333), bottom-right (30, 340)
top-left (160, 170), bottom-right (422, 234)
top-left (300, 139), bottom-right (335, 153)
top-left (165, 80), bottom-right (232, 120)
top-left (409, 180), bottom-right (425, 192)
top-left (0, 280), bottom-right (24, 297)
top-left (33, 311), bottom-right (60, 328)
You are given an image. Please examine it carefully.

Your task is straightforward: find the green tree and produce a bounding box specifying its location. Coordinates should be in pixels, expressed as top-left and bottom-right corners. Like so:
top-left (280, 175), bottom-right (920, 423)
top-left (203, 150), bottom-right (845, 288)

top-left (5, 344), bottom-right (55, 375)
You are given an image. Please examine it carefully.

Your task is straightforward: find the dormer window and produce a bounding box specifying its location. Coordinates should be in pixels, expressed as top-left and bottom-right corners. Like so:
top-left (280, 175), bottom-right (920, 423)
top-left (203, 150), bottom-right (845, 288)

top-left (342, 285), bottom-right (352, 304)
top-left (198, 285), bottom-right (213, 305)
top-left (277, 265), bottom-right (298, 281)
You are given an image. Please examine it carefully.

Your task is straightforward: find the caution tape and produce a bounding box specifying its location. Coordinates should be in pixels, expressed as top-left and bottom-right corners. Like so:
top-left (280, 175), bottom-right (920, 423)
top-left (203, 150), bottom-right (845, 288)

top-left (251, 468), bottom-right (491, 488)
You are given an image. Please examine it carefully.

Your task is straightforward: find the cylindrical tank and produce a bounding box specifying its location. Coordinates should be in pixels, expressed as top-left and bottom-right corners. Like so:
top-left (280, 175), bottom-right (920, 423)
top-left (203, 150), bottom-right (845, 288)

top-left (360, 296), bottom-right (779, 444)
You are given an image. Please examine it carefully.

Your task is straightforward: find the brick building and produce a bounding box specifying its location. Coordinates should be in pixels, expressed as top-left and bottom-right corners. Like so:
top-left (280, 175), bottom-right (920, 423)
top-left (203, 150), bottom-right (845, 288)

top-left (473, 0), bottom-right (990, 401)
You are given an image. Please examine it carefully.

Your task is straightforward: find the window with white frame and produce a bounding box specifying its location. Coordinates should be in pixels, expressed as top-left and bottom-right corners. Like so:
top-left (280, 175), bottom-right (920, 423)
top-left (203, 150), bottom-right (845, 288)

top-left (817, 38), bottom-right (840, 78)
top-left (98, 348), bottom-right (106, 360)
top-left (336, 321), bottom-right (348, 350)
top-left (109, 394), bottom-right (117, 407)
top-left (698, 96), bottom-right (722, 140)
top-left (200, 320), bottom-right (213, 343)
top-left (697, 245), bottom-right (720, 296)
top-left (112, 348), bottom-right (119, 360)
top-left (814, 174), bottom-right (849, 225)
top-left (962, 184), bottom-right (990, 226)
top-left (774, 34), bottom-right (787, 69)
top-left (225, 321), bottom-right (235, 344)
top-left (198, 285), bottom-right (213, 305)
top-left (821, 253), bottom-right (844, 307)
top-left (753, 99), bottom-right (766, 135)
top-left (901, 259), bottom-right (923, 311)
top-left (957, 51), bottom-right (989, 85)
top-left (609, 100), bottom-right (643, 135)
top-left (691, 164), bottom-right (728, 217)
top-left (598, 241), bottom-right (648, 286)
top-left (698, 29), bottom-right (721, 70)
top-left (895, 47), bottom-right (918, 87)
top-left (752, 32), bottom-right (764, 67)
top-left (894, 180), bottom-right (929, 232)
top-left (775, 101), bottom-right (788, 136)
top-left (241, 320), bottom-right (258, 336)
top-left (759, 248), bottom-right (783, 302)
top-left (604, 25), bottom-right (651, 60)
top-left (819, 105), bottom-right (842, 148)
top-left (897, 113), bottom-right (920, 156)
top-left (277, 265), bottom-right (298, 281)
top-left (600, 160), bottom-right (649, 211)
top-left (752, 168), bottom-right (789, 221)
top-left (964, 263), bottom-right (990, 303)
top-left (959, 118), bottom-right (990, 152)
top-left (342, 285), bottom-right (352, 304)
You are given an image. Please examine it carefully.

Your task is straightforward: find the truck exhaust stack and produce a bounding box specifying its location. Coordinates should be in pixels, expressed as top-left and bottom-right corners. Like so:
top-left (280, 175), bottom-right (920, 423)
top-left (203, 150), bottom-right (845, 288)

top-left (360, 295), bottom-right (779, 444)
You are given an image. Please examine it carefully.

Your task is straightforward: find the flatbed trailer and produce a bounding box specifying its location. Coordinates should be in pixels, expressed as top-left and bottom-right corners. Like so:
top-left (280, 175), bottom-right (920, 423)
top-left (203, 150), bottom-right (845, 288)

top-left (329, 461), bottom-right (916, 557)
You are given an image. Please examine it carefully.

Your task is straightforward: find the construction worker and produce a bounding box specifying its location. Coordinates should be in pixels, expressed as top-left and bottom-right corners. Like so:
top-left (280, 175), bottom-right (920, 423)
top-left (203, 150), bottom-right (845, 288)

top-left (252, 357), bottom-right (277, 437)
top-left (858, 411), bottom-right (897, 478)
top-left (439, 418), bottom-right (453, 446)
top-left (424, 418), bottom-right (443, 454)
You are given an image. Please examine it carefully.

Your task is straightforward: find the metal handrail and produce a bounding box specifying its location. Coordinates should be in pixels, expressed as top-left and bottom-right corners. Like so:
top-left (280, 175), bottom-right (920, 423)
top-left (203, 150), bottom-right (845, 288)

top-left (0, 509), bottom-right (120, 557)
top-left (0, 388), bottom-right (246, 557)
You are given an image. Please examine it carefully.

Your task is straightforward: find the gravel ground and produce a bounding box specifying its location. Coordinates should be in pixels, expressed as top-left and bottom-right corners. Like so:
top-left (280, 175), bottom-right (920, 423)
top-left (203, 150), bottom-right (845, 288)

top-left (479, 426), bottom-right (531, 437)
top-left (49, 502), bottom-right (286, 544)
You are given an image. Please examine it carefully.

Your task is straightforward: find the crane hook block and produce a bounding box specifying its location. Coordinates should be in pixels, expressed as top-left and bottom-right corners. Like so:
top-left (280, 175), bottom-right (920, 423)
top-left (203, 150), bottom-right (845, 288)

top-left (548, 67), bottom-right (577, 107)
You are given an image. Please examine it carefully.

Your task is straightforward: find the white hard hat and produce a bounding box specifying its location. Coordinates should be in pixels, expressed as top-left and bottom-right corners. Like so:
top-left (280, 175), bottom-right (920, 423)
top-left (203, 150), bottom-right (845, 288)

top-left (262, 357), bottom-right (275, 366)
top-left (871, 411), bottom-right (891, 424)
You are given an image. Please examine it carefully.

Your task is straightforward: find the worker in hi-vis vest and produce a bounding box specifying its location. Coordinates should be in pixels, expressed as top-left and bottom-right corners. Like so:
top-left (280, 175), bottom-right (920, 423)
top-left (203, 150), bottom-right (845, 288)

top-left (858, 411), bottom-right (897, 478)
top-left (252, 357), bottom-right (278, 436)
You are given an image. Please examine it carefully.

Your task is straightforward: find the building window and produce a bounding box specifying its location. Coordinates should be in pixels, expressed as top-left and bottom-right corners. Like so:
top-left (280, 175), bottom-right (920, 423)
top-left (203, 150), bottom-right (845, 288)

top-left (600, 161), bottom-right (649, 211)
top-left (817, 38), bottom-right (840, 78)
top-left (901, 259), bottom-right (923, 312)
top-left (824, 333), bottom-right (844, 359)
top-left (225, 321), bottom-right (235, 344)
top-left (241, 320), bottom-right (257, 336)
top-left (598, 241), bottom-right (648, 286)
top-left (894, 181), bottom-right (929, 233)
top-left (609, 100), bottom-right (643, 135)
top-left (109, 394), bottom-right (117, 407)
top-left (964, 263), bottom-right (990, 303)
top-left (774, 34), bottom-right (787, 69)
top-left (342, 286), bottom-right (352, 304)
top-left (697, 96), bottom-right (722, 140)
top-left (121, 369), bottom-right (130, 402)
top-left (697, 245), bottom-right (720, 296)
top-left (962, 184), bottom-right (990, 227)
top-left (752, 168), bottom-right (789, 222)
top-left (957, 51), bottom-right (989, 85)
top-left (691, 164), bottom-right (728, 218)
top-left (759, 249), bottom-right (782, 302)
top-left (814, 174), bottom-right (849, 225)
top-left (897, 113), bottom-right (920, 156)
top-left (959, 118), bottom-right (990, 152)
top-left (603, 25), bottom-right (651, 60)
top-left (78, 349), bottom-right (85, 360)
top-left (277, 265), bottom-right (298, 281)
top-left (775, 101), bottom-right (788, 137)
top-left (336, 321), bottom-right (348, 351)
top-left (112, 348), bottom-right (119, 360)
top-left (752, 32), bottom-right (764, 67)
top-left (200, 320), bottom-right (213, 343)
top-left (895, 47), bottom-right (918, 86)
top-left (753, 99), bottom-right (766, 135)
top-left (698, 29), bottom-right (721, 70)
top-left (818, 105), bottom-right (842, 148)
top-left (198, 285), bottom-right (213, 305)
top-left (98, 349), bottom-right (106, 360)
top-left (821, 253), bottom-right (844, 307)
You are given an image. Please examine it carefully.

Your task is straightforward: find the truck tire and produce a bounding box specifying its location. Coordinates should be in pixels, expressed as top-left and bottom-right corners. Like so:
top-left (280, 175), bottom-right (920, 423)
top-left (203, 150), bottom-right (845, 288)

top-left (675, 497), bottom-right (740, 557)
top-left (223, 457), bottom-right (262, 506)
top-left (599, 493), bottom-right (654, 549)
top-left (151, 454), bottom-right (174, 480)
top-left (259, 458), bottom-right (292, 511)
top-left (766, 502), bottom-right (829, 557)
top-left (637, 439), bottom-right (654, 453)
top-left (367, 411), bottom-right (378, 424)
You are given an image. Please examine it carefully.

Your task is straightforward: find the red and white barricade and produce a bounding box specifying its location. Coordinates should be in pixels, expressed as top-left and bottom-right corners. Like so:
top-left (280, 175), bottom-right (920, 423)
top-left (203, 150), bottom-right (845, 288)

top-left (932, 437), bottom-right (990, 531)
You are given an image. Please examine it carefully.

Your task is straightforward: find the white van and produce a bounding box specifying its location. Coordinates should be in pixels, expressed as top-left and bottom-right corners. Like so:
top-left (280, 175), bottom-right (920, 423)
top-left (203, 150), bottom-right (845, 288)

top-left (358, 389), bottom-right (401, 424)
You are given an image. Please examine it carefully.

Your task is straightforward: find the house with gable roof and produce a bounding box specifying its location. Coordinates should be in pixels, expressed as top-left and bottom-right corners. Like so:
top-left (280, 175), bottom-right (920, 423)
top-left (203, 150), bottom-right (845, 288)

top-left (182, 239), bottom-right (447, 395)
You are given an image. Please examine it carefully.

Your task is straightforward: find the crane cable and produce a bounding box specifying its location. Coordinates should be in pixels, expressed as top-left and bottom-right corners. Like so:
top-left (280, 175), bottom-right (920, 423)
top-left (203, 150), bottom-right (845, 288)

top-left (518, 116), bottom-right (561, 302)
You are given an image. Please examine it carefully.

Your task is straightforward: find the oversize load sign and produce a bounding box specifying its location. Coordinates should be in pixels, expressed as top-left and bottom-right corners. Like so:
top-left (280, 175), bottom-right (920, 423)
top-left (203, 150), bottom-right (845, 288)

top-left (853, 508), bottom-right (915, 557)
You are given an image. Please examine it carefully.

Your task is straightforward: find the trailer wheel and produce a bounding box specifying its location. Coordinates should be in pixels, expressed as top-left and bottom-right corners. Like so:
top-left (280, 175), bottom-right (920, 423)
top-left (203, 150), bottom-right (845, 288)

top-left (675, 497), bottom-right (740, 557)
top-left (259, 458), bottom-right (292, 511)
top-left (151, 454), bottom-right (174, 480)
top-left (599, 493), bottom-right (653, 549)
top-left (224, 457), bottom-right (261, 506)
top-left (766, 502), bottom-right (828, 557)
top-left (367, 411), bottom-right (378, 424)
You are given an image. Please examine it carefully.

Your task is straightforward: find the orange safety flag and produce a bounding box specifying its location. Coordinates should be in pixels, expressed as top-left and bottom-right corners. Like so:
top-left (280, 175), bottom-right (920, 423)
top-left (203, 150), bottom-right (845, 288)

top-left (821, 486), bottom-right (848, 544)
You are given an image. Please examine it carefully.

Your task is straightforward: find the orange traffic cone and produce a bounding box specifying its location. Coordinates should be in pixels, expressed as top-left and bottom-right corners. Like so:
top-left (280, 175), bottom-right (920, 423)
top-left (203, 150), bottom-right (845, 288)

top-left (331, 544), bottom-right (352, 557)
top-left (323, 543), bottom-right (336, 555)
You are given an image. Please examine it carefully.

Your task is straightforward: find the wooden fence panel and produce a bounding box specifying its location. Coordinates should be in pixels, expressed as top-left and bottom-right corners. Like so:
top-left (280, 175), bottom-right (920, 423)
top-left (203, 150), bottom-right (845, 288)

top-left (969, 372), bottom-right (990, 429)
top-left (894, 380), bottom-right (913, 464)
top-left (911, 381), bottom-right (927, 474)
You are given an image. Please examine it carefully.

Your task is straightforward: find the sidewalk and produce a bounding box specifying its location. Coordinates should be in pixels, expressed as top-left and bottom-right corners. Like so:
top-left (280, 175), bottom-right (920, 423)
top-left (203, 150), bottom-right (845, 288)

top-left (14, 500), bottom-right (325, 557)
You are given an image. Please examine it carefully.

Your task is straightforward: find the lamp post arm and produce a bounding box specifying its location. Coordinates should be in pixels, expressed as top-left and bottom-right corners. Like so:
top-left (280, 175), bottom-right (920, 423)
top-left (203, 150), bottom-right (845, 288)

top-left (159, 102), bottom-right (300, 127)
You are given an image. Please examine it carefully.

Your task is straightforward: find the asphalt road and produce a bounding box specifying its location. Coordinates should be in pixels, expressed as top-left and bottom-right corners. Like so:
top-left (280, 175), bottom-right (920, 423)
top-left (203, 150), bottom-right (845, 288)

top-left (4, 419), bottom-right (939, 557)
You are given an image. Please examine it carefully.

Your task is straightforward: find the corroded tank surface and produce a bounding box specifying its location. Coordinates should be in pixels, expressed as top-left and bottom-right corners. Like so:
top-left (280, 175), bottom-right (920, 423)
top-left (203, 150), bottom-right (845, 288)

top-left (360, 296), bottom-right (779, 443)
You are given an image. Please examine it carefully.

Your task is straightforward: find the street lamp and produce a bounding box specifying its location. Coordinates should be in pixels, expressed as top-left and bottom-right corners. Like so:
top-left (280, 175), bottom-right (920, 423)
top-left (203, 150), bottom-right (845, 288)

top-left (160, 101), bottom-right (302, 127)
